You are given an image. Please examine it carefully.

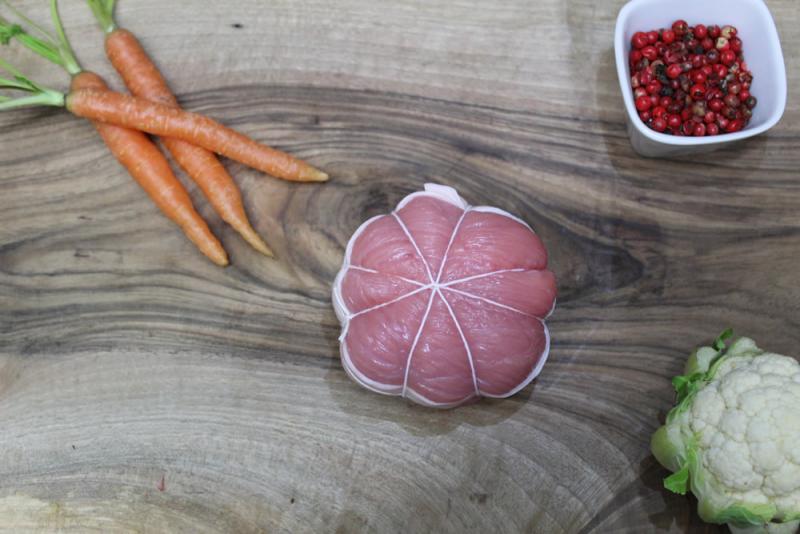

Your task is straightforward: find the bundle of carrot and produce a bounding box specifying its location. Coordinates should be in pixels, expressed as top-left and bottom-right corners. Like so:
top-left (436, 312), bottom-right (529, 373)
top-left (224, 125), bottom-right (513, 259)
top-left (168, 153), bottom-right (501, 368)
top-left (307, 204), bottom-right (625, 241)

top-left (0, 0), bottom-right (327, 266)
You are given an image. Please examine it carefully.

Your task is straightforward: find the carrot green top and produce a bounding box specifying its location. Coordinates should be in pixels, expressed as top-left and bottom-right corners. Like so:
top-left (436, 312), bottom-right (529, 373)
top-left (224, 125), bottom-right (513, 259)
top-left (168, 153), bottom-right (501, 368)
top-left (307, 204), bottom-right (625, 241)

top-left (87, 0), bottom-right (117, 34)
top-left (0, 0), bottom-right (80, 110)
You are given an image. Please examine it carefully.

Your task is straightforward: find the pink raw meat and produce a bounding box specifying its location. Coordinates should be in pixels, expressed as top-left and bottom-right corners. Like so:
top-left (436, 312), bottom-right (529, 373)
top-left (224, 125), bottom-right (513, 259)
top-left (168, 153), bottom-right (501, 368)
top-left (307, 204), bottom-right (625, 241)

top-left (332, 184), bottom-right (557, 408)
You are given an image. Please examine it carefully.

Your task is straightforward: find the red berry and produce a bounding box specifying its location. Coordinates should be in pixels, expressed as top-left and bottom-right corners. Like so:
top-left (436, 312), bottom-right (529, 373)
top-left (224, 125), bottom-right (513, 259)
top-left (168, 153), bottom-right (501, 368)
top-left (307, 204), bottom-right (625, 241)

top-left (723, 94), bottom-right (740, 108)
top-left (681, 120), bottom-right (695, 135)
top-left (647, 81), bottom-right (662, 95)
top-left (666, 63), bottom-right (683, 79)
top-left (664, 50), bottom-right (681, 65)
top-left (704, 111), bottom-right (716, 124)
top-left (650, 95), bottom-right (659, 107)
top-left (701, 65), bottom-right (713, 76)
top-left (694, 24), bottom-right (708, 39)
top-left (690, 84), bottom-right (707, 100)
top-left (667, 114), bottom-right (682, 129)
top-left (693, 123), bottom-right (707, 136)
top-left (630, 49), bottom-right (643, 63)
top-left (726, 118), bottom-right (743, 132)
top-left (662, 29), bottom-right (676, 44)
top-left (717, 116), bottom-right (729, 130)
top-left (709, 98), bottom-right (724, 112)
top-left (672, 20), bottom-right (689, 35)
top-left (721, 50), bottom-right (736, 66)
top-left (728, 82), bottom-right (742, 95)
top-left (691, 54), bottom-right (705, 69)
top-left (739, 89), bottom-right (750, 101)
top-left (659, 96), bottom-right (672, 108)
top-left (681, 108), bottom-right (692, 121)
top-left (716, 37), bottom-right (730, 51)
top-left (652, 106), bottom-right (667, 119)
top-left (642, 45), bottom-right (658, 61)
top-left (721, 25), bottom-right (737, 39)
top-left (730, 37), bottom-right (743, 53)
top-left (692, 71), bottom-right (707, 84)
top-left (714, 64), bottom-right (728, 78)
top-left (701, 37), bottom-right (714, 51)
top-left (639, 69), bottom-right (654, 85)
top-left (632, 32), bottom-right (649, 49)
top-left (723, 106), bottom-right (738, 120)
top-left (652, 117), bottom-right (667, 132)
top-left (635, 94), bottom-right (652, 111)
top-left (634, 87), bottom-right (648, 99)
top-left (708, 25), bottom-right (721, 39)
top-left (639, 110), bottom-right (652, 122)
top-left (646, 30), bottom-right (659, 44)
top-left (706, 123), bottom-right (720, 135)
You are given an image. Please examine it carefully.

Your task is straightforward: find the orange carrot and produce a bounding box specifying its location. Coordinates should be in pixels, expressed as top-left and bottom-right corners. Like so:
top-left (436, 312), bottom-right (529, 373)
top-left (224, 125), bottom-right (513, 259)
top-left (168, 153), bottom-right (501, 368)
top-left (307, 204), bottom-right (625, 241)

top-left (66, 89), bottom-right (328, 184)
top-left (72, 72), bottom-right (229, 266)
top-left (101, 28), bottom-right (272, 257)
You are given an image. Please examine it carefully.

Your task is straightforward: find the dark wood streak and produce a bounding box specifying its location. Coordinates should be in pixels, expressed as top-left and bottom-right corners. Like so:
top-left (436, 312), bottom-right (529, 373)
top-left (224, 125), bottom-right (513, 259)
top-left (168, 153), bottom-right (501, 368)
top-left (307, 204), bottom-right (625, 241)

top-left (1, 0), bottom-right (799, 531)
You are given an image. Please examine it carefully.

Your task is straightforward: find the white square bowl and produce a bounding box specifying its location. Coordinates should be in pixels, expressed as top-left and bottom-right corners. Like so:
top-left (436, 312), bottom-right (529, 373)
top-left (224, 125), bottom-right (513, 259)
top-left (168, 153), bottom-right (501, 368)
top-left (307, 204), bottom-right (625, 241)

top-left (614, 0), bottom-right (787, 157)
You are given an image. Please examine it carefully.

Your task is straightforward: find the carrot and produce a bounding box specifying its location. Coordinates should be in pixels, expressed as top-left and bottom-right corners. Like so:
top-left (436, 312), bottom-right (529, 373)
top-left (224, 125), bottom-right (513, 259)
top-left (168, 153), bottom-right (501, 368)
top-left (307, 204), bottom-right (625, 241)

top-left (95, 13), bottom-right (272, 257)
top-left (1, 2), bottom-right (228, 266)
top-left (65, 89), bottom-right (328, 183)
top-left (73, 72), bottom-right (229, 266)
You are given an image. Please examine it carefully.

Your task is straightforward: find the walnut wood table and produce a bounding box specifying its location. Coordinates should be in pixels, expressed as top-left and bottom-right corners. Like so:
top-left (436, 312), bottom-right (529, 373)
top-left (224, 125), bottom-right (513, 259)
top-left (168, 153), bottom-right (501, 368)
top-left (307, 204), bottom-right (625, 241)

top-left (1, 1), bottom-right (798, 532)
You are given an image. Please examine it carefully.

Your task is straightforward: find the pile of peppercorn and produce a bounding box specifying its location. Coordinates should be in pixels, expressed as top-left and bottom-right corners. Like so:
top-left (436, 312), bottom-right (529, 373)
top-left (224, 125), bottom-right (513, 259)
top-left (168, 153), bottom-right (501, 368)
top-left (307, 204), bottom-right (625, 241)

top-left (629, 20), bottom-right (757, 136)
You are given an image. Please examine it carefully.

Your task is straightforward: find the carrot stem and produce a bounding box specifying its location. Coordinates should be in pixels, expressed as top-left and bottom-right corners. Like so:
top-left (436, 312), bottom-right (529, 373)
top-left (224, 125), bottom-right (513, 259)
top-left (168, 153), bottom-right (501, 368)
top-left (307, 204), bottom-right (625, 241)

top-left (0, 57), bottom-right (64, 108)
top-left (0, 2), bottom-right (81, 74)
top-left (48, 0), bottom-right (81, 75)
top-left (86, 0), bottom-right (115, 33)
top-left (0, 90), bottom-right (63, 109)
top-left (0, 1), bottom-right (56, 43)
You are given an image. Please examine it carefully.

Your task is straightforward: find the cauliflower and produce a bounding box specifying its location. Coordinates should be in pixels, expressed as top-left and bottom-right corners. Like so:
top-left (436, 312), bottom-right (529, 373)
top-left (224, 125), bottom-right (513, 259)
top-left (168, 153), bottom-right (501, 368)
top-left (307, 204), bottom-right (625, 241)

top-left (651, 331), bottom-right (800, 534)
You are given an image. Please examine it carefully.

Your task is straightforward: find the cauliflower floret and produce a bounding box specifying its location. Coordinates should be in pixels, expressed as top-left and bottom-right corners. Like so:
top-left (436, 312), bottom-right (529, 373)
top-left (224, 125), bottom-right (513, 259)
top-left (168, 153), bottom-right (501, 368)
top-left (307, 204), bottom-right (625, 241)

top-left (751, 442), bottom-right (784, 474)
top-left (692, 385), bottom-right (725, 438)
top-left (719, 409), bottom-right (750, 442)
top-left (767, 463), bottom-right (800, 495)
top-left (706, 438), bottom-right (763, 491)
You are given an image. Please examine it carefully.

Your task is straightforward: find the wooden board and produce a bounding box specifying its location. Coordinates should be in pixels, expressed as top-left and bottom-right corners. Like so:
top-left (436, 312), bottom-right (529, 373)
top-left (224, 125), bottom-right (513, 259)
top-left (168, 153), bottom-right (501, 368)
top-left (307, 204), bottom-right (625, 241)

top-left (1, 0), bottom-right (799, 532)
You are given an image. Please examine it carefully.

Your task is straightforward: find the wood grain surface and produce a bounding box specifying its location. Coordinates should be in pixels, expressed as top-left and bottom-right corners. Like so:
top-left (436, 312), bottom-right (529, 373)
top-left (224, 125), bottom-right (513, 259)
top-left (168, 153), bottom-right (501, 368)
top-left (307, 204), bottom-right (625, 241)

top-left (1, 1), bottom-right (799, 532)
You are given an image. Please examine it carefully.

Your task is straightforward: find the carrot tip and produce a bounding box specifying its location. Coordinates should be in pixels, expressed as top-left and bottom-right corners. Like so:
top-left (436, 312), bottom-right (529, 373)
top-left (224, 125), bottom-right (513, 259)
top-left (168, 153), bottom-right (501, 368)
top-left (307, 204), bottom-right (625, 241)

top-left (304, 168), bottom-right (329, 182)
top-left (207, 247), bottom-right (229, 266)
top-left (251, 240), bottom-right (275, 258)
top-left (237, 227), bottom-right (275, 258)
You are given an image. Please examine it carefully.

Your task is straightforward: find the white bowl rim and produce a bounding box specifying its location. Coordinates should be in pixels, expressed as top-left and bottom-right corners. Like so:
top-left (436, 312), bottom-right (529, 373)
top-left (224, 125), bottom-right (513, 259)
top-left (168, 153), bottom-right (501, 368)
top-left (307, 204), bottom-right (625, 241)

top-left (614, 0), bottom-right (788, 146)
